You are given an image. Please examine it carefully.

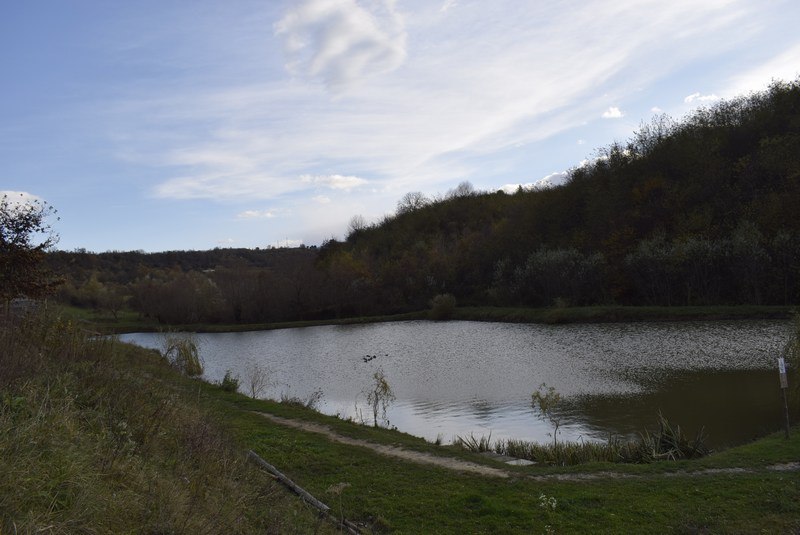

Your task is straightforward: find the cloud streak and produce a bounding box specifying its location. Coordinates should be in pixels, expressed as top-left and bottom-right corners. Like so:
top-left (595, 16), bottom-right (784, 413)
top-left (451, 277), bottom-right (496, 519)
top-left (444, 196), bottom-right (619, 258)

top-left (104, 0), bottom-right (796, 240)
top-left (275, 0), bottom-right (407, 92)
top-left (725, 43), bottom-right (800, 97)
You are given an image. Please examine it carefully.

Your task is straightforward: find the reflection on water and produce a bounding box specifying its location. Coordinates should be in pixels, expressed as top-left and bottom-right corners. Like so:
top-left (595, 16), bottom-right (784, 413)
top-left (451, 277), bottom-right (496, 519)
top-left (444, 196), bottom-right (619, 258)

top-left (569, 369), bottom-right (783, 447)
top-left (120, 319), bottom-right (793, 446)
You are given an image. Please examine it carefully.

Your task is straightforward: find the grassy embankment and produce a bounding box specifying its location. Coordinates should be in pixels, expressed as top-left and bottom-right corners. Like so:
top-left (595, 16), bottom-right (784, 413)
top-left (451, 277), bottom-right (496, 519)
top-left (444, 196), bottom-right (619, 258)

top-left (227, 394), bottom-right (800, 533)
top-left (0, 312), bottom-right (337, 534)
top-left (60, 303), bottom-right (795, 334)
top-left (4, 309), bottom-right (800, 533)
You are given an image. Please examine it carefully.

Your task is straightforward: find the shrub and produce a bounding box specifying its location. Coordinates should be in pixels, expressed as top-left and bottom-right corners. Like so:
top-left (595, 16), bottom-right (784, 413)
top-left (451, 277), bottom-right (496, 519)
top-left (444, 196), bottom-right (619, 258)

top-left (429, 293), bottom-right (456, 320)
top-left (219, 369), bottom-right (240, 393)
top-left (161, 333), bottom-right (203, 377)
top-left (280, 388), bottom-right (324, 410)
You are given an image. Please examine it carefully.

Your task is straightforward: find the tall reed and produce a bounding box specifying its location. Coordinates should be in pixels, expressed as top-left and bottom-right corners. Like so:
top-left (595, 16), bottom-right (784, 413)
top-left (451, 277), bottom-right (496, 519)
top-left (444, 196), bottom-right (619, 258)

top-left (455, 413), bottom-right (710, 466)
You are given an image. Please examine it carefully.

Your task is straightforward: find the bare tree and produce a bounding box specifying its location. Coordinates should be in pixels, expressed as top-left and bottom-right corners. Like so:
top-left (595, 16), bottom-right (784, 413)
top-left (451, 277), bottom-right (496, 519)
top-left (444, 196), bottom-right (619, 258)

top-left (347, 214), bottom-right (367, 238)
top-left (396, 191), bottom-right (430, 215)
top-left (245, 361), bottom-right (271, 399)
top-left (446, 181), bottom-right (476, 199)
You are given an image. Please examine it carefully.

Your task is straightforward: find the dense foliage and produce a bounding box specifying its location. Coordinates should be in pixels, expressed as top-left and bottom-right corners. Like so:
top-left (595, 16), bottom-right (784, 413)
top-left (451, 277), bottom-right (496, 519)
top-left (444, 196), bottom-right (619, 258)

top-left (46, 247), bottom-right (328, 324)
top-left (0, 193), bottom-right (61, 305)
top-left (320, 78), bottom-right (800, 312)
top-left (46, 78), bottom-right (800, 324)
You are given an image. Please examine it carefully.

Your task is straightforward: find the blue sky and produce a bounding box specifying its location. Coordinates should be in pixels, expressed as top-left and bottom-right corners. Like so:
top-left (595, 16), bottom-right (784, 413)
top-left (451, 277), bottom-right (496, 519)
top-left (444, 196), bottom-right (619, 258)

top-left (2, 0), bottom-right (799, 252)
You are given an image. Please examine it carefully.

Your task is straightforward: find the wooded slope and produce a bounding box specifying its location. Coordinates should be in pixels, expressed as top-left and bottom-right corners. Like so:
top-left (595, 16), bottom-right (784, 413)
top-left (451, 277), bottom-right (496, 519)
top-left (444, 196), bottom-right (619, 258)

top-left (321, 78), bottom-right (800, 312)
top-left (48, 79), bottom-right (800, 323)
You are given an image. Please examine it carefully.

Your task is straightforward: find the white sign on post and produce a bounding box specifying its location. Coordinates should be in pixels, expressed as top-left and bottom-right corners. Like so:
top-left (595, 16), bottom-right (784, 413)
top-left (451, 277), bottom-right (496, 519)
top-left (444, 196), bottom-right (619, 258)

top-left (778, 356), bottom-right (791, 438)
top-left (779, 357), bottom-right (788, 389)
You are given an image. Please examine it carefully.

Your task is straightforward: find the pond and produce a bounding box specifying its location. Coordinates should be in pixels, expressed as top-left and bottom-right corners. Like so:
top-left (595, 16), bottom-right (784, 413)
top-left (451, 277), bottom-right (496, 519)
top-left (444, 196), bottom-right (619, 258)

top-left (120, 319), bottom-right (794, 448)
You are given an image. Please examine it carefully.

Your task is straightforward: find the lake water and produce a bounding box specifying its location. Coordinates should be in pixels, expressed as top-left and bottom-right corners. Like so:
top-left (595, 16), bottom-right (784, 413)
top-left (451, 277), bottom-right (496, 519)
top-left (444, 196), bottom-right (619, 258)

top-left (120, 319), bottom-right (794, 447)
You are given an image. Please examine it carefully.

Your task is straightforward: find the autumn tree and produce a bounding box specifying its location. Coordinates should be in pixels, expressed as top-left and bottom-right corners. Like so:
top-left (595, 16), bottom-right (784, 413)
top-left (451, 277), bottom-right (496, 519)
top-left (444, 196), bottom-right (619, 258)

top-left (0, 193), bottom-right (61, 309)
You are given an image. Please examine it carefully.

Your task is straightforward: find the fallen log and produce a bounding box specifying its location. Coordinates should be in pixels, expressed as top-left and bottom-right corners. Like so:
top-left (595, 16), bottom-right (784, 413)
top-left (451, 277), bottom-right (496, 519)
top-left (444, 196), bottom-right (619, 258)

top-left (247, 450), bottom-right (361, 534)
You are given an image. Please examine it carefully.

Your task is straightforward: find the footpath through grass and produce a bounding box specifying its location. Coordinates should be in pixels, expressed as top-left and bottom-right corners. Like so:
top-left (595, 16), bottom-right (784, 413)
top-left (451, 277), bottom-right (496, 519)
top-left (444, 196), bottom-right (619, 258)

top-left (209, 386), bottom-right (800, 534)
top-left (8, 308), bottom-right (800, 533)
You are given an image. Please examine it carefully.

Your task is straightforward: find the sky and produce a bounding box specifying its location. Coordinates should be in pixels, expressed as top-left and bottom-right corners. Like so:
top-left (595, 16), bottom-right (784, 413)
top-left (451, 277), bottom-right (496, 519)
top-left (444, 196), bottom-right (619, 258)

top-left (2, 0), bottom-right (799, 253)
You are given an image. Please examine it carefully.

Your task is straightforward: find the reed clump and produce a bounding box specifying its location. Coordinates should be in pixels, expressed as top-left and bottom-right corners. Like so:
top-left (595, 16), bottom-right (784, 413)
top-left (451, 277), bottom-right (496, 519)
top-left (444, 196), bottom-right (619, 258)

top-left (455, 413), bottom-right (710, 466)
top-left (454, 432), bottom-right (494, 453)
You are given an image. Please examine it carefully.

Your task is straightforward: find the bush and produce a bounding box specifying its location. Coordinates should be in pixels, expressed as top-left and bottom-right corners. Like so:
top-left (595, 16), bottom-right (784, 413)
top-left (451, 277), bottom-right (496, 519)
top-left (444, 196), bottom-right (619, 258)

top-left (161, 333), bottom-right (203, 377)
top-left (429, 293), bottom-right (456, 320)
top-left (219, 369), bottom-right (240, 392)
top-left (281, 388), bottom-right (324, 410)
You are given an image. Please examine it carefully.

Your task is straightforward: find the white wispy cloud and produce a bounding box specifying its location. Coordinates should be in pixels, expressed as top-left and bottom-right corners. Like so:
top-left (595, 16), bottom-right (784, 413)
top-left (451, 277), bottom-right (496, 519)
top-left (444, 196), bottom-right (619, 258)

top-left (440, 0), bottom-right (458, 12)
top-left (313, 195), bottom-right (331, 204)
top-left (237, 210), bottom-right (276, 220)
top-left (112, 0), bottom-right (777, 234)
top-left (274, 0), bottom-right (407, 92)
top-left (726, 43), bottom-right (800, 96)
top-left (684, 92), bottom-right (721, 103)
top-left (301, 173), bottom-right (368, 190)
top-left (651, 106), bottom-right (663, 113)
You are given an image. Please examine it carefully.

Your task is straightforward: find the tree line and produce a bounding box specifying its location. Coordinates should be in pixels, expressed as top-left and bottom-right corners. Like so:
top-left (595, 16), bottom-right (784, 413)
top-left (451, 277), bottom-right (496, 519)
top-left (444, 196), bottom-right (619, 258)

top-left (14, 77), bottom-right (800, 324)
top-left (318, 78), bottom-right (800, 312)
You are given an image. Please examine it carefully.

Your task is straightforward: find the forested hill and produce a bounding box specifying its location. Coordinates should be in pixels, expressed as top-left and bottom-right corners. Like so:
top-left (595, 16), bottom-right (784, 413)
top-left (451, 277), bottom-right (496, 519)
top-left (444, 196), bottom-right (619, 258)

top-left (319, 79), bottom-right (800, 313)
top-left (48, 79), bottom-right (800, 325)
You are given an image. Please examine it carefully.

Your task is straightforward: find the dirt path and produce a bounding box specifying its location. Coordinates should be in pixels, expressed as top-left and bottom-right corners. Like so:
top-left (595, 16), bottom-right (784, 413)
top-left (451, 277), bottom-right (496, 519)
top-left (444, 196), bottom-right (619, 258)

top-left (253, 411), bottom-right (800, 482)
top-left (254, 412), bottom-right (510, 478)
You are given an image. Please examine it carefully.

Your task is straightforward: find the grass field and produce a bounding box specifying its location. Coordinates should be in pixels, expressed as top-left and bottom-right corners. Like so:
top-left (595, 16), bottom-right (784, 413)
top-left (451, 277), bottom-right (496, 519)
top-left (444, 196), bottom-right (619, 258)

top-left (6, 307), bottom-right (799, 533)
top-left (214, 389), bottom-right (800, 534)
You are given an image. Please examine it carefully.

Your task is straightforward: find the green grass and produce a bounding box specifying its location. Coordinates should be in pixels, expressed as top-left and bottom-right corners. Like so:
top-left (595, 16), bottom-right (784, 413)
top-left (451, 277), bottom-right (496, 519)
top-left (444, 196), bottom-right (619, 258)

top-left (0, 312), bottom-right (337, 534)
top-left (4, 309), bottom-right (800, 533)
top-left (193, 377), bottom-right (800, 533)
top-left (218, 391), bottom-right (800, 533)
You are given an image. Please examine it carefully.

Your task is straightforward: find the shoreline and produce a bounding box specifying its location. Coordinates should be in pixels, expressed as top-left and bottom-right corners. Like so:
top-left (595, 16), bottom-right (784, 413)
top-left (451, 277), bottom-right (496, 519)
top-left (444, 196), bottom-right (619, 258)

top-left (74, 304), bottom-right (796, 334)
